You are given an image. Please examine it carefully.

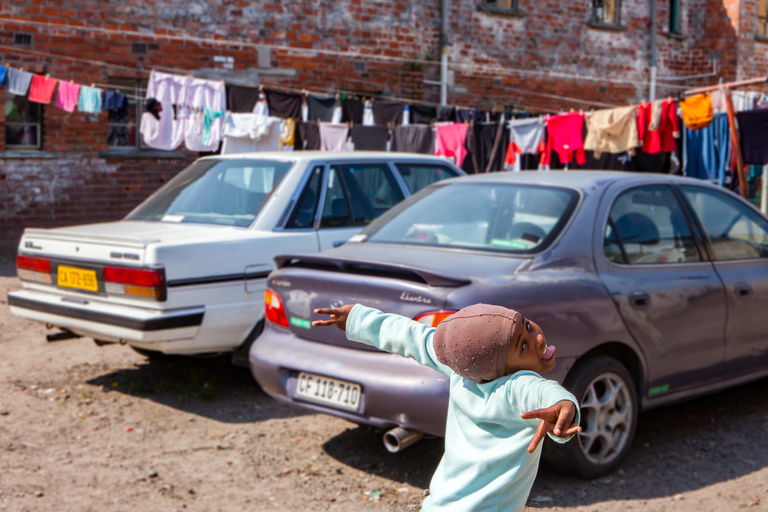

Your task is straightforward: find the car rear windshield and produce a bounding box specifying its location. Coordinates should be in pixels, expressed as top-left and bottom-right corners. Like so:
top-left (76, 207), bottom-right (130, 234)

top-left (126, 159), bottom-right (294, 227)
top-left (360, 182), bottom-right (580, 254)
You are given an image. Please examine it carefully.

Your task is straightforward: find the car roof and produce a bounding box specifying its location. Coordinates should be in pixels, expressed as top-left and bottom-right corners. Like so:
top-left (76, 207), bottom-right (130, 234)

top-left (200, 151), bottom-right (456, 163)
top-left (446, 171), bottom-right (714, 190)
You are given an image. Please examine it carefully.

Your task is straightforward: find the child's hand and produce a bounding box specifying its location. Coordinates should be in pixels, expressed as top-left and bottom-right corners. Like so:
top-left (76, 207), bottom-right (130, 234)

top-left (521, 400), bottom-right (582, 453)
top-left (311, 305), bottom-right (355, 331)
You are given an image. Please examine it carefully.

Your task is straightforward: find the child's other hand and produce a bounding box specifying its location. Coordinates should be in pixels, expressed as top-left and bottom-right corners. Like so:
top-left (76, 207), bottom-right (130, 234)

top-left (521, 400), bottom-right (582, 454)
top-left (311, 305), bottom-right (355, 331)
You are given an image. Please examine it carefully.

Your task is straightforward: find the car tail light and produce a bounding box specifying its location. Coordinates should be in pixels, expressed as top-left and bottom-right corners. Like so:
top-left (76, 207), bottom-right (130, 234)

top-left (16, 254), bottom-right (53, 284)
top-left (104, 266), bottom-right (166, 300)
top-left (265, 289), bottom-right (289, 328)
top-left (414, 311), bottom-right (456, 328)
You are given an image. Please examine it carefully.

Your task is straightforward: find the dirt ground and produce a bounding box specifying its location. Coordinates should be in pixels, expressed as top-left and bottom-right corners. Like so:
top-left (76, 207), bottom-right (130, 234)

top-left (2, 267), bottom-right (768, 512)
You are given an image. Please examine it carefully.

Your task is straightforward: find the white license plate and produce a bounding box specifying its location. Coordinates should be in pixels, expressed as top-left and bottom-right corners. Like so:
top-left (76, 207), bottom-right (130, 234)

top-left (295, 372), bottom-right (361, 412)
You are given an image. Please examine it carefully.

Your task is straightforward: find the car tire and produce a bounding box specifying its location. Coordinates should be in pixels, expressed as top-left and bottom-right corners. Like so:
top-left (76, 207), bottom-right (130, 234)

top-left (542, 355), bottom-right (638, 479)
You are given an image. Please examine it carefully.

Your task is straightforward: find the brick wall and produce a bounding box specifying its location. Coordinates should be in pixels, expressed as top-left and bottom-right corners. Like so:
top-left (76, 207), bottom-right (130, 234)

top-left (0, 0), bottom-right (760, 246)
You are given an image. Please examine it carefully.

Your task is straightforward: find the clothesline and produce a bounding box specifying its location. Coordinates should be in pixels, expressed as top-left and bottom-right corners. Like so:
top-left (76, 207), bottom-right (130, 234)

top-left (0, 44), bottom-right (613, 113)
top-left (683, 76), bottom-right (768, 96)
top-left (3, 60), bottom-right (766, 204)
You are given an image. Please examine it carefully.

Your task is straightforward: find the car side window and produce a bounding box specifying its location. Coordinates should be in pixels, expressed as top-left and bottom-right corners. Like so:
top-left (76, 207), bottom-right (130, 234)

top-left (320, 167), bottom-right (352, 228)
top-left (394, 163), bottom-right (458, 194)
top-left (321, 163), bottom-right (405, 227)
top-left (285, 166), bottom-right (322, 229)
top-left (604, 186), bottom-right (700, 264)
top-left (681, 186), bottom-right (768, 260)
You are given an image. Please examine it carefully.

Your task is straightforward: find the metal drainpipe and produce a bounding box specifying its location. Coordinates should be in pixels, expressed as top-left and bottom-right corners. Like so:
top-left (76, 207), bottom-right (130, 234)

top-left (440, 0), bottom-right (448, 105)
top-left (649, 0), bottom-right (658, 101)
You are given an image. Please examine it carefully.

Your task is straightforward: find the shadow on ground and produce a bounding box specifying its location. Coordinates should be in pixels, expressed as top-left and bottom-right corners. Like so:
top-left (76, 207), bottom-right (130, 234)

top-left (321, 376), bottom-right (768, 506)
top-left (86, 353), bottom-right (308, 424)
top-left (322, 425), bottom-right (444, 490)
top-left (529, 375), bottom-right (768, 507)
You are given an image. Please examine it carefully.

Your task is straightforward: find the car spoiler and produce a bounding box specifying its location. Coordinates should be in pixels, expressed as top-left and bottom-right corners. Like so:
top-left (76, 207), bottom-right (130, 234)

top-left (274, 254), bottom-right (472, 288)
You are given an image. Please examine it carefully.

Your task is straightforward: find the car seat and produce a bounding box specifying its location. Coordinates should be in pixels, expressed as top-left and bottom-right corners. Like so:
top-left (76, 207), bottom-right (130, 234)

top-left (614, 212), bottom-right (660, 245)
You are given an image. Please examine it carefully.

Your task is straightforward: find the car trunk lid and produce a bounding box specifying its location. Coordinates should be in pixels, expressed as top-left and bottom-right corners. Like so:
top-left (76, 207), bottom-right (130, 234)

top-left (269, 253), bottom-right (472, 350)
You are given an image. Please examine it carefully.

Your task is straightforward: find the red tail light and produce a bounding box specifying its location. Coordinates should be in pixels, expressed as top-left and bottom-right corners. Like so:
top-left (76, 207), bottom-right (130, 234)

top-left (414, 311), bottom-right (456, 328)
top-left (265, 289), bottom-right (289, 328)
top-left (104, 267), bottom-right (164, 287)
top-left (104, 266), bottom-right (165, 300)
top-left (16, 254), bottom-right (52, 284)
top-left (17, 255), bottom-right (51, 273)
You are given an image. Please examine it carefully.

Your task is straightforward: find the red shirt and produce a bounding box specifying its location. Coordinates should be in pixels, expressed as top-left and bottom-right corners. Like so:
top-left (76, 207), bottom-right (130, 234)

top-left (637, 99), bottom-right (680, 154)
top-left (541, 113), bottom-right (586, 166)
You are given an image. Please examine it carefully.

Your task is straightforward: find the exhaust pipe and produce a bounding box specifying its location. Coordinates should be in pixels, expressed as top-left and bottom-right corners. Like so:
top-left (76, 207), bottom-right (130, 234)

top-left (46, 330), bottom-right (81, 343)
top-left (383, 427), bottom-right (423, 453)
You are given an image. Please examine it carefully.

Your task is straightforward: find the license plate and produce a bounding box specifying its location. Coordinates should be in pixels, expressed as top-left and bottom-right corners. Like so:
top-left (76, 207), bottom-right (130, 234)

top-left (57, 265), bottom-right (98, 292)
top-left (295, 372), bottom-right (361, 412)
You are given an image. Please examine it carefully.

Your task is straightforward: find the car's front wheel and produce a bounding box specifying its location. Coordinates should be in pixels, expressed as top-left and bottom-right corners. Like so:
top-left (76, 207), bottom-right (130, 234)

top-left (543, 355), bottom-right (638, 479)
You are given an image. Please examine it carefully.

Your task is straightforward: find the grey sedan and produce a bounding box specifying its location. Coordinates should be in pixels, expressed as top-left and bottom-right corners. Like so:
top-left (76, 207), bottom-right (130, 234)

top-left (249, 171), bottom-right (768, 478)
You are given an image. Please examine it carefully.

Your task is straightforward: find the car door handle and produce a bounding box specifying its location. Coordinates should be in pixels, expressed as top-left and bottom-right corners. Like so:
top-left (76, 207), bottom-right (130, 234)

top-left (734, 282), bottom-right (753, 299)
top-left (332, 240), bottom-right (346, 247)
top-left (628, 291), bottom-right (651, 309)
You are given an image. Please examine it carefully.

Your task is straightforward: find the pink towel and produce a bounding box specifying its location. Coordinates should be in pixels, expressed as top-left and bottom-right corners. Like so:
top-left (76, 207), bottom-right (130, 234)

top-left (55, 81), bottom-right (82, 113)
top-left (434, 123), bottom-right (469, 167)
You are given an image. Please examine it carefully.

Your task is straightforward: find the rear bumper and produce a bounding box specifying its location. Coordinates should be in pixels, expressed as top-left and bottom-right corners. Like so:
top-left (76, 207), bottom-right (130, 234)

top-left (8, 289), bottom-right (204, 343)
top-left (249, 324), bottom-right (450, 437)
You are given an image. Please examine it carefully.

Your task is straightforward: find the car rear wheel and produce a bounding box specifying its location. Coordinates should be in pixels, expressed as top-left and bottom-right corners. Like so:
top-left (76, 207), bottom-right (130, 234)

top-left (542, 355), bottom-right (638, 479)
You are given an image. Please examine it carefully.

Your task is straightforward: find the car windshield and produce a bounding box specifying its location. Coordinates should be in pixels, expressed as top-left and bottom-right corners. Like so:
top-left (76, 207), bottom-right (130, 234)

top-left (126, 159), bottom-right (294, 227)
top-left (360, 182), bottom-right (579, 253)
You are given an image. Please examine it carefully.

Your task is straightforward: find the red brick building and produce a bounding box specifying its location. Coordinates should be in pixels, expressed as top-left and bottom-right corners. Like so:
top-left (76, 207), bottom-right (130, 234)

top-left (1, 0), bottom-right (766, 250)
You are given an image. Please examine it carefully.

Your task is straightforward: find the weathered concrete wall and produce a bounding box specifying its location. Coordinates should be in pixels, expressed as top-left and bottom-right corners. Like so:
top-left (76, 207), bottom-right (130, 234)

top-left (0, 0), bottom-right (756, 245)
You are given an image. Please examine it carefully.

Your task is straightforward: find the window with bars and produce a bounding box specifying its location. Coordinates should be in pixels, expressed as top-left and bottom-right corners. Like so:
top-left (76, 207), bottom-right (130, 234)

top-left (669, 0), bottom-right (681, 34)
top-left (106, 79), bottom-right (147, 149)
top-left (759, 0), bottom-right (768, 37)
top-left (591, 0), bottom-right (621, 26)
top-left (5, 94), bottom-right (42, 149)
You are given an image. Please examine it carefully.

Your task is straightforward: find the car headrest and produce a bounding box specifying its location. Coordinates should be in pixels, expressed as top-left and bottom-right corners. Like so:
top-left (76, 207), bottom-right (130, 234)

top-left (615, 212), bottom-right (660, 245)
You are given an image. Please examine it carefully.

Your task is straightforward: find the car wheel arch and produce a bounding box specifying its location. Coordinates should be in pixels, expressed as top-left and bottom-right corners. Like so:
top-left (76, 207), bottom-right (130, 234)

top-left (568, 341), bottom-right (645, 403)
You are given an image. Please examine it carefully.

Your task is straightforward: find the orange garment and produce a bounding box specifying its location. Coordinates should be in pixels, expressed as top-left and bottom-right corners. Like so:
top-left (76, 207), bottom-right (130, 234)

top-left (680, 93), bottom-right (714, 130)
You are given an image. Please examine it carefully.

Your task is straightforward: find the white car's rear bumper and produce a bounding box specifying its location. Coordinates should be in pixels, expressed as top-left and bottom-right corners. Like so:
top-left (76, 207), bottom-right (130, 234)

top-left (8, 289), bottom-right (204, 343)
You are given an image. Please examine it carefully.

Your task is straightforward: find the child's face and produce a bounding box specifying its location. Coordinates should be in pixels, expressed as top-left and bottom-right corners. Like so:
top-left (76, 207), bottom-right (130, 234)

top-left (505, 314), bottom-right (556, 375)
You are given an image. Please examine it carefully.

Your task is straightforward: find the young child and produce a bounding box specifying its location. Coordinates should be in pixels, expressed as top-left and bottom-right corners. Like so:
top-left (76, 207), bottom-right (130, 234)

top-left (312, 303), bottom-right (581, 512)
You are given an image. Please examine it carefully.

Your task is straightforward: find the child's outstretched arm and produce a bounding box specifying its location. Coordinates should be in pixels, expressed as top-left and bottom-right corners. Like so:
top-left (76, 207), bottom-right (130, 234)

top-left (313, 304), bottom-right (452, 376)
top-left (521, 400), bottom-right (581, 453)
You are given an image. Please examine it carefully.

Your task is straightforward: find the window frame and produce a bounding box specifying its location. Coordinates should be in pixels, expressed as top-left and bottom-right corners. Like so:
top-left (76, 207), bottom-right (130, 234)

top-left (392, 162), bottom-right (460, 194)
top-left (678, 184), bottom-right (768, 262)
top-left (668, 0), bottom-right (682, 34)
top-left (285, 165), bottom-right (324, 230)
top-left (589, 0), bottom-right (623, 28)
top-left (602, 184), bottom-right (705, 266)
top-left (105, 78), bottom-right (148, 151)
top-left (5, 93), bottom-right (42, 150)
top-left (759, 0), bottom-right (768, 37)
top-left (478, 0), bottom-right (523, 16)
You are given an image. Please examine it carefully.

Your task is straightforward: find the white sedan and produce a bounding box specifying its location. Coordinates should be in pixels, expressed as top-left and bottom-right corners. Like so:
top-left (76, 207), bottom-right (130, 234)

top-left (8, 151), bottom-right (463, 362)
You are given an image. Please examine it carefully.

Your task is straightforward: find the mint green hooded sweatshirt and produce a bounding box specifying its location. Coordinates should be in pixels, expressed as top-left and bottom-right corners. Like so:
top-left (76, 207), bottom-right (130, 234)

top-left (346, 304), bottom-right (580, 512)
